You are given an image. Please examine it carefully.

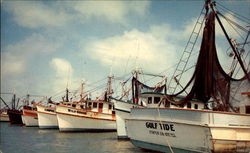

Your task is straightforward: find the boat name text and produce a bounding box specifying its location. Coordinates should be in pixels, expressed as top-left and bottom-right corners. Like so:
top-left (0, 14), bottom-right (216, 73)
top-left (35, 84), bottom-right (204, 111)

top-left (145, 122), bottom-right (175, 131)
top-left (45, 108), bottom-right (55, 112)
top-left (68, 109), bottom-right (86, 114)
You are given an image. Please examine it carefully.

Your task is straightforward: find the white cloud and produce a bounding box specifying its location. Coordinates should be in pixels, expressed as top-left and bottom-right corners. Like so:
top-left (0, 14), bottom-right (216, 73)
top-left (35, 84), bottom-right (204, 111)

top-left (83, 25), bottom-right (180, 75)
top-left (4, 1), bottom-right (71, 28)
top-left (1, 33), bottom-right (62, 77)
top-left (67, 1), bottom-right (150, 24)
top-left (3, 1), bottom-right (151, 28)
top-left (1, 52), bottom-right (26, 76)
top-left (50, 58), bottom-right (81, 94)
top-left (51, 58), bottom-right (73, 78)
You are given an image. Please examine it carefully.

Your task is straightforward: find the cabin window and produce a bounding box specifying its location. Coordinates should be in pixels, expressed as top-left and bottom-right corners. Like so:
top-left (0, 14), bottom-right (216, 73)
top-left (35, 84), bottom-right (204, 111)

top-left (72, 104), bottom-right (76, 107)
top-left (148, 97), bottom-right (152, 104)
top-left (93, 102), bottom-right (97, 108)
top-left (187, 102), bottom-right (191, 108)
top-left (246, 106), bottom-right (250, 114)
top-left (109, 104), bottom-right (112, 109)
top-left (80, 105), bottom-right (84, 109)
top-left (194, 104), bottom-right (198, 109)
top-left (154, 97), bottom-right (161, 104)
top-left (99, 103), bottom-right (103, 109)
top-left (88, 102), bottom-right (92, 106)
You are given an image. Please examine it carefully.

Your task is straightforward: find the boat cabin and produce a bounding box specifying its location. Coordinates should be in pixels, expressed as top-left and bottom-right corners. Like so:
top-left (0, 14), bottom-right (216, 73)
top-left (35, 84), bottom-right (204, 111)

top-left (139, 92), bottom-right (205, 110)
top-left (85, 100), bottom-right (115, 114)
top-left (61, 100), bottom-right (115, 115)
top-left (139, 92), bottom-right (165, 108)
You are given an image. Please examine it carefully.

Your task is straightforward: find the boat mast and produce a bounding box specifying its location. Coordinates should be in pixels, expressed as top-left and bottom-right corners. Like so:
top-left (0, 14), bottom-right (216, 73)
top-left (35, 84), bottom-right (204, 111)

top-left (13, 94), bottom-right (16, 109)
top-left (65, 88), bottom-right (69, 102)
top-left (25, 94), bottom-right (30, 106)
top-left (132, 70), bottom-right (139, 104)
top-left (106, 75), bottom-right (114, 101)
top-left (80, 81), bottom-right (85, 100)
top-left (167, 3), bottom-right (207, 94)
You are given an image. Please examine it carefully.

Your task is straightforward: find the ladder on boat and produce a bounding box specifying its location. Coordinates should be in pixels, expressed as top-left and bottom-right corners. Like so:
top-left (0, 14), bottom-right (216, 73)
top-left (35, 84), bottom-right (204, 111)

top-left (168, 6), bottom-right (207, 94)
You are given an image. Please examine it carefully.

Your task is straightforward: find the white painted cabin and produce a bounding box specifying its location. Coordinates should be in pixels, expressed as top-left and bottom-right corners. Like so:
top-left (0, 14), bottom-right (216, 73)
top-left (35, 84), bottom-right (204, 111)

top-left (139, 92), bottom-right (207, 110)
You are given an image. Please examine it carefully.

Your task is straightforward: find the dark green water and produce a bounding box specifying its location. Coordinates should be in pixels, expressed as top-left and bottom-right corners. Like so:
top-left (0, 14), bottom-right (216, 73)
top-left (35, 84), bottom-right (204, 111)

top-left (0, 122), bottom-right (154, 153)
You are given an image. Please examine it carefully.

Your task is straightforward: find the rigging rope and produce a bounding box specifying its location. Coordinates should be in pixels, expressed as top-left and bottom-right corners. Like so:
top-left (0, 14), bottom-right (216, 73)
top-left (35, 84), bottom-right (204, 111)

top-left (216, 2), bottom-right (250, 25)
top-left (157, 108), bottom-right (174, 153)
top-left (219, 14), bottom-right (246, 41)
top-left (217, 12), bottom-right (249, 33)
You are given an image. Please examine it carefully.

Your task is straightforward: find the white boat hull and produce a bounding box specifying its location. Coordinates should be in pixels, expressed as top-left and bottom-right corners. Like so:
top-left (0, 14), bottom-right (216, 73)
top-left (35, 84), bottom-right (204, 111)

top-left (56, 103), bottom-right (116, 132)
top-left (37, 112), bottom-right (58, 129)
top-left (115, 110), bottom-right (130, 139)
top-left (57, 112), bottom-right (116, 132)
top-left (126, 108), bottom-right (250, 153)
top-left (35, 104), bottom-right (58, 129)
top-left (21, 115), bottom-right (38, 127)
top-left (0, 114), bottom-right (9, 122)
top-left (113, 99), bottom-right (136, 139)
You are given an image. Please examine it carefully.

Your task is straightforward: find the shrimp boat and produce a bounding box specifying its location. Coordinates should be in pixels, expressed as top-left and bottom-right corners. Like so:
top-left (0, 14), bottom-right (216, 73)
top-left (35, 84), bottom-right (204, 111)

top-left (111, 71), bottom-right (167, 139)
top-left (0, 109), bottom-right (9, 122)
top-left (34, 89), bottom-right (71, 129)
top-left (126, 1), bottom-right (250, 153)
top-left (21, 95), bottom-right (40, 127)
top-left (0, 95), bottom-right (11, 122)
top-left (112, 72), bottom-right (207, 139)
top-left (34, 100), bottom-right (58, 129)
top-left (56, 77), bottom-right (116, 132)
top-left (56, 99), bottom-right (116, 132)
top-left (7, 109), bottom-right (23, 125)
top-left (3, 94), bottom-right (24, 125)
top-left (21, 105), bottom-right (38, 127)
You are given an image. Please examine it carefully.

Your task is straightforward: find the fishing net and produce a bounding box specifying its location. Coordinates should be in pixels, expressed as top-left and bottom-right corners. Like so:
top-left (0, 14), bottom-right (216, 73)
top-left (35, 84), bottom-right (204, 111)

top-left (132, 77), bottom-right (166, 104)
top-left (170, 12), bottom-right (250, 111)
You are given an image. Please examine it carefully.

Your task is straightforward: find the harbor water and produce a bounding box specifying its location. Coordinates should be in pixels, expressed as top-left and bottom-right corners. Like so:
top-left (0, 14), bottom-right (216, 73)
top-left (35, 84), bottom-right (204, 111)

top-left (0, 122), bottom-right (156, 153)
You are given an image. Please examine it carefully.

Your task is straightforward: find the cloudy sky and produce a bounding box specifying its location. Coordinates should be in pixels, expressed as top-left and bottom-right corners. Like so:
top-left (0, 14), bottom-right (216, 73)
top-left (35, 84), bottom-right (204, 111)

top-left (1, 0), bottom-right (249, 104)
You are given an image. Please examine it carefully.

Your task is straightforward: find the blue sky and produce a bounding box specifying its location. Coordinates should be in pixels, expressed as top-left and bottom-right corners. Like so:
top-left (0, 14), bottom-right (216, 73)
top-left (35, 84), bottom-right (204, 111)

top-left (1, 0), bottom-right (249, 104)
